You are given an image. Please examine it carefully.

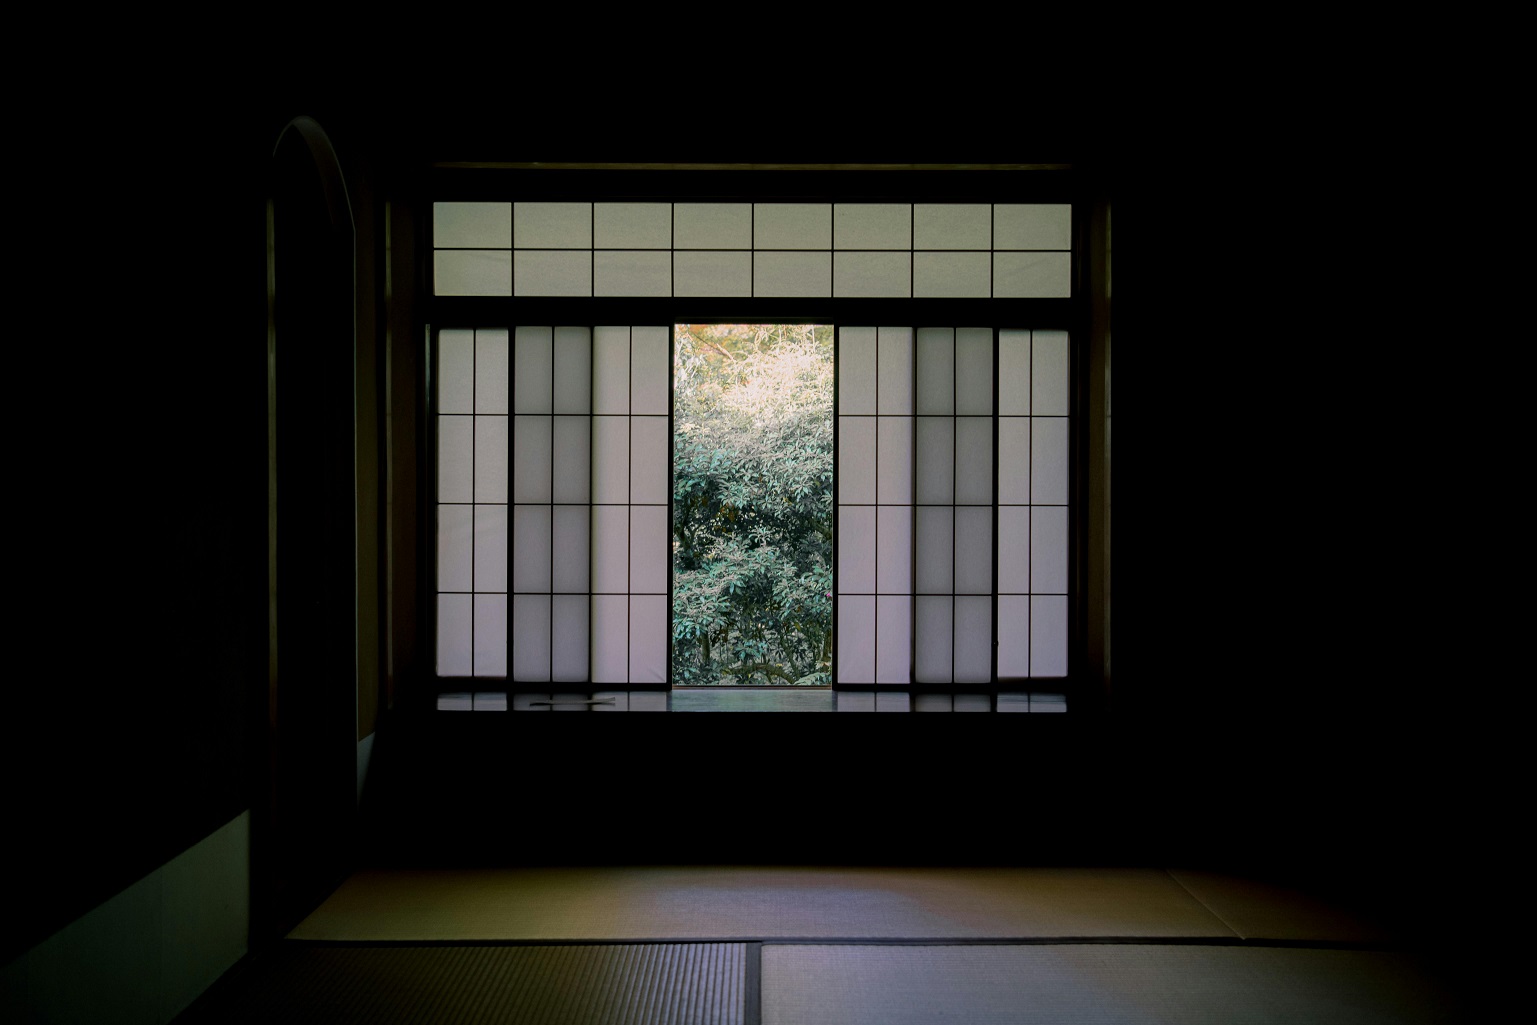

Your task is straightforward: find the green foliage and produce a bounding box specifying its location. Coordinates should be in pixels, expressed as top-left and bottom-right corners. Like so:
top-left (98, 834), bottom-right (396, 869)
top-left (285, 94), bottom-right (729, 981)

top-left (672, 324), bottom-right (833, 686)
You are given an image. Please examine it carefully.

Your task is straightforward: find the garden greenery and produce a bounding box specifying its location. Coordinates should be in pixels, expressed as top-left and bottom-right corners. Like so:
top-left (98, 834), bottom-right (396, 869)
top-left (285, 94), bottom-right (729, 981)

top-left (672, 324), bottom-right (834, 686)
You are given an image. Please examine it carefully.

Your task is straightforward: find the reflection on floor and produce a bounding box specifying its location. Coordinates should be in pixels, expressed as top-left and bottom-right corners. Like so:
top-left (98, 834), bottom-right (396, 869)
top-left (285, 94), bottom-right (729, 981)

top-left (670, 688), bottom-right (835, 712)
top-left (176, 866), bottom-right (1475, 1024)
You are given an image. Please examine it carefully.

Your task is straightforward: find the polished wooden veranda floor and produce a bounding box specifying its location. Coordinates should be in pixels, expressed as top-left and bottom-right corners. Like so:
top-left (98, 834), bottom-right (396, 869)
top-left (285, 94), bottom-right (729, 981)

top-left (176, 866), bottom-right (1474, 1024)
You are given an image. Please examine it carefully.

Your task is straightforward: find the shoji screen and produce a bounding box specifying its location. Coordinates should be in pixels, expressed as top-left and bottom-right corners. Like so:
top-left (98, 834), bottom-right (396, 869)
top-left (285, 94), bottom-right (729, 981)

top-left (997, 329), bottom-right (1070, 679)
top-left (589, 326), bottom-right (670, 691)
top-left (435, 329), bottom-right (509, 680)
top-left (510, 326), bottom-right (591, 684)
top-left (837, 327), bottom-right (914, 707)
top-left (914, 328), bottom-right (994, 685)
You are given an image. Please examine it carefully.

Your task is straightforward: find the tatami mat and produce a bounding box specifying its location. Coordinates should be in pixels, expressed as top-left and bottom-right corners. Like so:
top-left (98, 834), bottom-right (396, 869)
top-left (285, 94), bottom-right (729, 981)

top-left (1168, 869), bottom-right (1396, 941)
top-left (760, 945), bottom-right (1470, 1025)
top-left (289, 867), bottom-right (1235, 941)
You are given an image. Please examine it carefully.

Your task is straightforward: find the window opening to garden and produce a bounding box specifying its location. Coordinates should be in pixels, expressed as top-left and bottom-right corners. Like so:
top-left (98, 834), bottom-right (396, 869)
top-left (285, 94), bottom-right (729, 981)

top-left (672, 324), bottom-right (834, 688)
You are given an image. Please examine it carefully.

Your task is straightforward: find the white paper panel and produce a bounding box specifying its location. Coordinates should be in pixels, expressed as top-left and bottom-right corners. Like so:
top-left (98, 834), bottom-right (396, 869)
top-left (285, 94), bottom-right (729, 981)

top-left (1031, 504), bottom-right (1069, 595)
top-left (915, 507), bottom-right (952, 594)
top-left (834, 204), bottom-right (911, 250)
top-left (838, 417), bottom-right (875, 504)
top-left (838, 327), bottom-right (877, 415)
top-left (994, 252), bottom-right (1072, 298)
top-left (832, 252), bottom-right (910, 298)
top-left (475, 329), bottom-right (509, 414)
top-left (513, 251), bottom-right (591, 297)
top-left (630, 595), bottom-right (667, 683)
top-left (914, 204), bottom-right (991, 250)
top-left (511, 505), bottom-right (551, 593)
top-left (629, 506), bottom-right (668, 594)
top-left (955, 328), bottom-right (994, 415)
top-left (593, 327), bottom-right (631, 414)
top-left (594, 203), bottom-right (671, 249)
top-left (434, 201), bottom-right (512, 248)
top-left (997, 418), bottom-right (1031, 505)
top-left (876, 506), bottom-right (911, 595)
top-left (915, 329), bottom-right (954, 415)
top-left (511, 415), bottom-right (551, 504)
top-left (996, 595), bottom-right (1029, 679)
top-left (915, 694), bottom-right (952, 712)
top-left (997, 692), bottom-right (1030, 713)
top-left (474, 416), bottom-right (508, 504)
top-left (436, 594), bottom-right (473, 677)
top-left (837, 596), bottom-right (875, 682)
top-left (838, 506), bottom-right (876, 594)
top-left (474, 594), bottom-right (507, 677)
top-left (998, 329), bottom-right (1031, 415)
top-left (630, 326), bottom-right (670, 415)
top-left (916, 418), bottom-right (954, 505)
top-left (877, 417), bottom-right (913, 505)
top-left (630, 417), bottom-right (669, 504)
top-left (437, 503), bottom-right (473, 592)
top-left (993, 204), bottom-right (1072, 250)
top-left (877, 327), bottom-right (913, 414)
top-left (553, 326), bottom-right (591, 413)
top-left (1031, 417), bottom-right (1070, 506)
top-left (955, 694), bottom-right (991, 712)
top-left (837, 691), bottom-right (875, 712)
top-left (511, 594), bottom-right (550, 681)
top-left (953, 596), bottom-right (992, 683)
top-left (754, 203), bottom-right (831, 249)
top-left (552, 417), bottom-right (591, 504)
top-left (876, 595), bottom-right (911, 684)
top-left (551, 506), bottom-right (590, 593)
top-left (996, 507), bottom-right (1030, 593)
top-left (591, 416), bottom-right (629, 505)
top-left (593, 251), bottom-right (672, 297)
top-left (915, 595), bottom-right (952, 683)
top-left (955, 417), bottom-right (993, 505)
top-left (437, 415), bottom-right (473, 503)
top-left (513, 202), bottom-right (592, 249)
top-left (551, 595), bottom-right (589, 683)
top-left (954, 507), bottom-right (993, 594)
top-left (673, 203), bottom-right (751, 249)
top-left (753, 251), bottom-right (832, 297)
top-left (672, 251), bottom-right (752, 297)
top-left (590, 505), bottom-right (629, 593)
top-left (1032, 330), bottom-right (1070, 415)
top-left (437, 329), bottom-right (474, 414)
top-left (473, 505), bottom-right (508, 592)
top-left (591, 594), bottom-right (628, 682)
top-left (434, 251), bottom-right (511, 297)
top-left (1031, 595), bottom-right (1068, 677)
top-left (912, 252), bottom-right (990, 298)
top-left (876, 692), bottom-right (911, 712)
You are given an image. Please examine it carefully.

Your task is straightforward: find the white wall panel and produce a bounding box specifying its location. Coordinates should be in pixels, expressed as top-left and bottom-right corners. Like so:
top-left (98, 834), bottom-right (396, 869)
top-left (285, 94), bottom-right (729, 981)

top-left (916, 328), bottom-right (955, 415)
top-left (630, 326), bottom-right (670, 415)
top-left (514, 202), bottom-right (592, 249)
top-left (437, 504), bottom-right (473, 592)
top-left (434, 250), bottom-right (511, 296)
top-left (913, 252), bottom-right (990, 297)
top-left (629, 417), bottom-right (669, 504)
top-left (476, 329), bottom-right (510, 414)
top-left (594, 251), bottom-right (671, 296)
top-left (838, 596), bottom-right (875, 682)
top-left (833, 252), bottom-right (909, 297)
top-left (955, 417), bottom-right (993, 505)
top-left (875, 596), bottom-right (911, 684)
top-left (838, 327), bottom-right (877, 414)
top-left (435, 201), bottom-right (512, 248)
top-left (834, 203), bottom-right (911, 250)
top-left (877, 327), bottom-right (913, 413)
top-left (754, 203), bottom-right (831, 249)
top-left (594, 203), bottom-right (671, 249)
top-left (437, 594), bottom-right (472, 677)
top-left (1032, 330), bottom-right (1070, 415)
top-left (915, 596), bottom-right (952, 683)
top-left (592, 327), bottom-right (631, 413)
top-left (511, 505), bottom-right (551, 593)
top-left (993, 204), bottom-right (1071, 250)
top-left (473, 416), bottom-right (508, 503)
top-left (953, 596), bottom-right (992, 683)
top-left (996, 595), bottom-right (1029, 679)
top-left (997, 507), bottom-right (1030, 593)
top-left (876, 506), bottom-right (911, 594)
top-left (997, 418), bottom-right (1031, 505)
top-left (551, 506), bottom-right (589, 593)
top-left (838, 417), bottom-right (875, 504)
top-left (1031, 417), bottom-right (1070, 506)
top-left (438, 329), bottom-right (475, 413)
top-left (672, 251), bottom-right (752, 297)
top-left (1031, 504), bottom-right (1069, 594)
top-left (1030, 595), bottom-right (1068, 677)
top-left (551, 595), bottom-right (589, 682)
top-left (998, 329), bottom-right (1031, 415)
top-left (629, 595), bottom-right (668, 683)
top-left (954, 507), bottom-right (993, 594)
top-left (915, 507), bottom-right (953, 594)
top-left (629, 506), bottom-right (668, 594)
top-left (591, 505), bottom-right (629, 593)
top-left (955, 328), bottom-right (993, 415)
top-left (994, 252), bottom-right (1072, 298)
top-left (511, 415), bottom-right (551, 503)
top-left (552, 417), bottom-right (591, 504)
top-left (591, 415), bottom-right (630, 504)
top-left (474, 594), bottom-right (508, 677)
top-left (916, 418), bottom-right (954, 504)
top-left (513, 251), bottom-right (591, 297)
top-left (437, 416), bottom-right (473, 503)
top-left (591, 594), bottom-right (628, 682)
top-left (838, 506), bottom-right (876, 594)
top-left (673, 203), bottom-right (751, 249)
top-left (914, 204), bottom-right (991, 249)
top-left (754, 251), bottom-right (832, 297)
top-left (876, 418), bottom-right (912, 505)
top-left (553, 326), bottom-right (591, 413)
top-left (511, 594), bottom-right (550, 680)
top-left (473, 504), bottom-right (508, 592)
